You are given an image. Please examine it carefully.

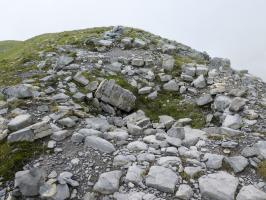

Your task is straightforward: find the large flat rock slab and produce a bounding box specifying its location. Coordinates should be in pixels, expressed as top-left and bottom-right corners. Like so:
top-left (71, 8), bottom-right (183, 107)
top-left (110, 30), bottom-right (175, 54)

top-left (95, 79), bottom-right (136, 112)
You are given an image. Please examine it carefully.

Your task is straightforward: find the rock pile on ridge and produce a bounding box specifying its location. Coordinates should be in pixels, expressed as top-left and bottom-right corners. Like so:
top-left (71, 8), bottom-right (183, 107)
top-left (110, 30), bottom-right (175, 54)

top-left (0, 26), bottom-right (265, 200)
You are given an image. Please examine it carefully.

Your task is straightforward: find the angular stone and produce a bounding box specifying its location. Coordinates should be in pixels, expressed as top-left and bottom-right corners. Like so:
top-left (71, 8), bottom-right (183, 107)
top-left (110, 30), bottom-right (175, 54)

top-left (175, 184), bottom-right (193, 200)
top-left (73, 72), bottom-right (89, 86)
top-left (125, 165), bottom-right (144, 185)
top-left (224, 156), bottom-right (249, 173)
top-left (131, 58), bottom-right (144, 67)
top-left (15, 168), bottom-right (46, 197)
top-left (199, 171), bottom-right (239, 200)
top-left (163, 80), bottom-right (179, 91)
top-left (236, 185), bottom-right (266, 200)
top-left (162, 55), bottom-right (175, 71)
top-left (93, 171), bottom-right (122, 194)
top-left (95, 79), bottom-right (136, 112)
top-left (85, 136), bottom-right (115, 153)
top-left (8, 114), bottom-right (32, 131)
top-left (51, 130), bottom-right (70, 141)
top-left (127, 141), bottom-right (148, 151)
top-left (203, 153), bottom-right (224, 169)
top-left (229, 97), bottom-right (246, 112)
top-left (222, 114), bottom-right (242, 129)
top-left (3, 84), bottom-right (34, 99)
top-left (197, 94), bottom-right (213, 106)
top-left (146, 166), bottom-right (178, 193)
top-left (254, 141), bottom-right (266, 159)
top-left (167, 127), bottom-right (185, 140)
top-left (192, 75), bottom-right (206, 89)
top-left (214, 95), bottom-right (232, 112)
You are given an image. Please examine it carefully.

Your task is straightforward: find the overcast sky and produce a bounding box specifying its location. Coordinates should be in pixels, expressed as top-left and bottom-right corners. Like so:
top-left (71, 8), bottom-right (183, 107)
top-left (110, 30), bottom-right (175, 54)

top-left (0, 0), bottom-right (266, 80)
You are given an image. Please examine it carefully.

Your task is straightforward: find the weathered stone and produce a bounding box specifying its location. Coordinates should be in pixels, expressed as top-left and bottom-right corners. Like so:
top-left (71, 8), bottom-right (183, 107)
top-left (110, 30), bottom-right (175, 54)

top-left (73, 72), bottom-right (89, 86)
top-left (146, 166), bottom-right (178, 193)
top-left (8, 114), bottom-right (32, 131)
top-left (127, 141), bottom-right (148, 151)
top-left (203, 153), bottom-right (224, 169)
top-left (192, 75), bottom-right (206, 89)
top-left (93, 171), bottom-right (122, 194)
top-left (214, 95), bottom-right (232, 112)
top-left (225, 156), bottom-right (248, 173)
top-left (162, 55), bottom-right (175, 71)
top-left (175, 184), bottom-right (193, 200)
top-left (236, 185), bottom-right (266, 200)
top-left (3, 84), bottom-right (34, 99)
top-left (125, 165), bottom-right (144, 185)
top-left (15, 168), bottom-right (46, 197)
top-left (229, 97), bottom-right (246, 112)
top-left (85, 136), bottom-right (115, 153)
top-left (163, 80), bottom-right (179, 91)
top-left (95, 79), bottom-right (136, 112)
top-left (199, 171), bottom-right (239, 200)
top-left (131, 58), bottom-right (145, 67)
top-left (196, 94), bottom-right (213, 106)
top-left (222, 114), bottom-right (242, 129)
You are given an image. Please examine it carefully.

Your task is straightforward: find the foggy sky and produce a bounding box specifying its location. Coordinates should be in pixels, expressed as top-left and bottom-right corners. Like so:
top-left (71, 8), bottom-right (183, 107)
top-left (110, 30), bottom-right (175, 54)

top-left (0, 0), bottom-right (266, 80)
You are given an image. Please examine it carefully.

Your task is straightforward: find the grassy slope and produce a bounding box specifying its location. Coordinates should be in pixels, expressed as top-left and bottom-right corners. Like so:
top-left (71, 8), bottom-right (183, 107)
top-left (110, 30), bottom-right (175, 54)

top-left (0, 27), bottom-right (109, 87)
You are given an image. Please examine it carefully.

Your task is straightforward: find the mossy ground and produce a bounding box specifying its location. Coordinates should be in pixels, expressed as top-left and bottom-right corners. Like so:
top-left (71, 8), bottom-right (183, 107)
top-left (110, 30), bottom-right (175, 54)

top-left (257, 160), bottom-right (266, 180)
top-left (0, 141), bottom-right (47, 181)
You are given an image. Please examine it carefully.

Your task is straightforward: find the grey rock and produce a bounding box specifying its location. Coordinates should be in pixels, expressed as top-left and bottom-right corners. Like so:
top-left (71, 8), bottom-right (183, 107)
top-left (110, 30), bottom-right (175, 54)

top-left (8, 114), bottom-right (32, 131)
top-left (214, 95), bottom-right (232, 112)
top-left (159, 115), bottom-right (175, 129)
top-left (52, 184), bottom-right (70, 200)
top-left (52, 93), bottom-right (70, 102)
top-left (146, 166), bottom-right (178, 193)
top-left (73, 72), bottom-right (89, 86)
top-left (162, 55), bottom-right (175, 71)
top-left (163, 80), bottom-right (179, 91)
top-left (3, 84), bottom-right (34, 99)
top-left (220, 127), bottom-right (242, 136)
top-left (95, 79), bottom-right (136, 112)
top-left (86, 117), bottom-right (110, 132)
top-left (125, 165), bottom-right (144, 185)
top-left (229, 97), bottom-right (246, 112)
top-left (85, 136), bottom-right (115, 153)
top-left (199, 171), bottom-right (239, 200)
top-left (184, 166), bottom-right (204, 178)
top-left (229, 88), bottom-right (246, 97)
top-left (203, 153), bottom-right (224, 169)
top-left (58, 117), bottom-right (76, 128)
top-left (192, 75), bottom-right (206, 89)
top-left (15, 168), bottom-right (46, 197)
top-left (104, 130), bottom-right (128, 141)
top-left (162, 43), bottom-right (176, 54)
top-left (133, 38), bottom-right (146, 48)
top-left (224, 156), bottom-right (249, 173)
top-left (241, 146), bottom-right (258, 158)
top-left (138, 86), bottom-right (152, 94)
top-left (182, 63), bottom-right (196, 76)
top-left (167, 127), bottom-right (185, 140)
top-left (51, 130), bottom-right (70, 141)
top-left (236, 185), bottom-right (266, 200)
top-left (127, 123), bottom-right (143, 135)
top-left (197, 94), bottom-right (213, 106)
top-left (175, 184), bottom-right (193, 200)
top-left (57, 55), bottom-right (74, 66)
top-left (93, 170), bottom-right (122, 194)
top-left (113, 155), bottom-right (136, 167)
top-left (254, 141), bottom-right (266, 159)
top-left (222, 114), bottom-right (242, 129)
top-left (132, 58), bottom-right (145, 67)
top-left (127, 141), bottom-right (148, 151)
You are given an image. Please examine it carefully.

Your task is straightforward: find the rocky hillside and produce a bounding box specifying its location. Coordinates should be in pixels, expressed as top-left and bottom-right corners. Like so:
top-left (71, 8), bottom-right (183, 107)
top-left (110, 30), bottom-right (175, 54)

top-left (0, 26), bottom-right (266, 200)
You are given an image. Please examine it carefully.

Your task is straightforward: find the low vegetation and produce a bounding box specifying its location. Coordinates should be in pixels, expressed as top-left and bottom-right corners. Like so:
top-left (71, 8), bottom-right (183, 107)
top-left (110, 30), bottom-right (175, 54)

top-left (0, 141), bottom-right (47, 180)
top-left (257, 160), bottom-right (266, 180)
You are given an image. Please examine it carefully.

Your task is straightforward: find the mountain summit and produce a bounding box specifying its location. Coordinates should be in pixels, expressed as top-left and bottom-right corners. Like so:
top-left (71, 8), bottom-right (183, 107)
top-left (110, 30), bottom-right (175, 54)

top-left (0, 26), bottom-right (265, 200)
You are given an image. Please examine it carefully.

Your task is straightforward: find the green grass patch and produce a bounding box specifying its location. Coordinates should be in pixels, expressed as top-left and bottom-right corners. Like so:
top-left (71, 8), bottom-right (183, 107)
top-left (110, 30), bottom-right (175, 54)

top-left (0, 27), bottom-right (109, 87)
top-left (257, 160), bottom-right (266, 180)
top-left (136, 91), bottom-right (206, 128)
top-left (0, 141), bottom-right (47, 181)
